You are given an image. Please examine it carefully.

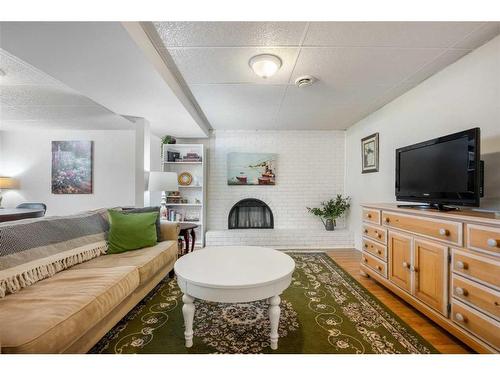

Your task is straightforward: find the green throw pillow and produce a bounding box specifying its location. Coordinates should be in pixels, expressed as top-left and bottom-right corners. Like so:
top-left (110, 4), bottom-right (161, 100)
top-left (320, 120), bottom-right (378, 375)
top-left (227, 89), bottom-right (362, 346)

top-left (107, 210), bottom-right (158, 254)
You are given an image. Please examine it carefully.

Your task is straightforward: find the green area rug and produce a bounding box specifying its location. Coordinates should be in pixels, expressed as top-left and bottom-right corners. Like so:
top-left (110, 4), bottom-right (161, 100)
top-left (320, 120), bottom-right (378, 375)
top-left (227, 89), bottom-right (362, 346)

top-left (90, 253), bottom-right (437, 354)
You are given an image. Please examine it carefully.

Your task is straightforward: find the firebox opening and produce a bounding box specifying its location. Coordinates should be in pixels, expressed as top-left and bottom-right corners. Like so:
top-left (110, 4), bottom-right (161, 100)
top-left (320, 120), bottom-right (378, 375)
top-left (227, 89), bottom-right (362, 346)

top-left (228, 198), bottom-right (274, 229)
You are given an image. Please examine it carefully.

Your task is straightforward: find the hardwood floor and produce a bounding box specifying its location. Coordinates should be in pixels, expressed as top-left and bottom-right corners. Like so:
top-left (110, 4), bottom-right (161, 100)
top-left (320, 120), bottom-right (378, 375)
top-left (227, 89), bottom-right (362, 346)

top-left (326, 248), bottom-right (474, 354)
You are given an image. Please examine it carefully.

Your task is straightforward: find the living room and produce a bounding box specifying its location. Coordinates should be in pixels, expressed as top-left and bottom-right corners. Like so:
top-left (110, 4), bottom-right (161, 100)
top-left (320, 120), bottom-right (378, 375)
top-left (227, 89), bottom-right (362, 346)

top-left (1, 1), bottom-right (499, 373)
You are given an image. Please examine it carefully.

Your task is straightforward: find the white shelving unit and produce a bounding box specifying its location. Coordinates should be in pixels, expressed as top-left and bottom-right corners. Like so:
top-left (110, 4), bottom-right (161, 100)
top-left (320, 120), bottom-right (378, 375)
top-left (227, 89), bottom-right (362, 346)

top-left (162, 143), bottom-right (206, 247)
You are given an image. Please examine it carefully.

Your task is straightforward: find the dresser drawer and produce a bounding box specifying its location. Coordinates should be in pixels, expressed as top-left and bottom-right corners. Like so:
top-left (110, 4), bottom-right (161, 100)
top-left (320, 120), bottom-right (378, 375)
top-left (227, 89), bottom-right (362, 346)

top-left (382, 211), bottom-right (462, 246)
top-left (451, 299), bottom-right (500, 351)
top-left (452, 274), bottom-right (500, 320)
top-left (452, 248), bottom-right (500, 289)
top-left (361, 252), bottom-right (387, 278)
top-left (467, 224), bottom-right (500, 256)
top-left (362, 224), bottom-right (387, 244)
top-left (362, 237), bottom-right (387, 260)
top-left (362, 208), bottom-right (381, 225)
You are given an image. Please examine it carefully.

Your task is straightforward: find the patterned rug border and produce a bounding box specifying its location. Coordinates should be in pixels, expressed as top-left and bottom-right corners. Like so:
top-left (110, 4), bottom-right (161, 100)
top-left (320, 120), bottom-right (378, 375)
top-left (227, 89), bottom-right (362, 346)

top-left (91, 251), bottom-right (439, 354)
top-left (296, 252), bottom-right (438, 353)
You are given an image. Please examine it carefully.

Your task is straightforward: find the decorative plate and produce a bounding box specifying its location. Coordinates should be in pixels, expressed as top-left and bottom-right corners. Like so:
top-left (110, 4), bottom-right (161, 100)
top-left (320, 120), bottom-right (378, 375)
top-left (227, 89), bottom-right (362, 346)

top-left (178, 172), bottom-right (193, 186)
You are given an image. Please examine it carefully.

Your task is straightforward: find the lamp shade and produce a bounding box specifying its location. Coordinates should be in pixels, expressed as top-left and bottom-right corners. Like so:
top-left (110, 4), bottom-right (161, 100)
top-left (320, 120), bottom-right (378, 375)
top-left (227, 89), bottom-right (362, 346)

top-left (0, 177), bottom-right (20, 189)
top-left (148, 171), bottom-right (178, 192)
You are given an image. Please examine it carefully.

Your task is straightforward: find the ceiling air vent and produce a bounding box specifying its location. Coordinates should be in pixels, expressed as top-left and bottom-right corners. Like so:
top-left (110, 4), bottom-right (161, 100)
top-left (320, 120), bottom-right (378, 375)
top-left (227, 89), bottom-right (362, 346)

top-left (294, 75), bottom-right (316, 88)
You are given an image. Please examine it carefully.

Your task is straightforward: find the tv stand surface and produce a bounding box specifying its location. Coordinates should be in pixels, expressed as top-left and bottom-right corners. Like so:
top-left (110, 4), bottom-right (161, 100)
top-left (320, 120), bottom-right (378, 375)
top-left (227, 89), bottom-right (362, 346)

top-left (362, 203), bottom-right (499, 224)
top-left (396, 203), bottom-right (459, 212)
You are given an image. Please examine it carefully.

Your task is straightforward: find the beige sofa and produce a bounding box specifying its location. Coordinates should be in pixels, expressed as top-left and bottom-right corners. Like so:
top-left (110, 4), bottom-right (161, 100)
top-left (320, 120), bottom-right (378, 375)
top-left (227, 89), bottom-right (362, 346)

top-left (0, 220), bottom-right (179, 354)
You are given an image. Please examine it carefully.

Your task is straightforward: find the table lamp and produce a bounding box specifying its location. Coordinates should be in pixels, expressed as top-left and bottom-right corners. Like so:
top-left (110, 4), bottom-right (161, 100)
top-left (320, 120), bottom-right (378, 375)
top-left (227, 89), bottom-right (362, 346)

top-left (0, 177), bottom-right (20, 208)
top-left (148, 172), bottom-right (178, 217)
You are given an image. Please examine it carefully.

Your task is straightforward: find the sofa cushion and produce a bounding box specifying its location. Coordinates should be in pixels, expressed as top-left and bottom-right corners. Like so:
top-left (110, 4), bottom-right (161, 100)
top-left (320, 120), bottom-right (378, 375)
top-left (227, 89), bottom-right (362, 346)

top-left (72, 241), bottom-right (177, 284)
top-left (121, 206), bottom-right (161, 241)
top-left (0, 266), bottom-right (139, 353)
top-left (107, 210), bottom-right (158, 254)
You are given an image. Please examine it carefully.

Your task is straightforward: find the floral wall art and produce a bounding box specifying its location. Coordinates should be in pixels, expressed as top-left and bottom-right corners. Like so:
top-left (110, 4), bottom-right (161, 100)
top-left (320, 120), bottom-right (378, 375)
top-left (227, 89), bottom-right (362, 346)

top-left (51, 141), bottom-right (93, 194)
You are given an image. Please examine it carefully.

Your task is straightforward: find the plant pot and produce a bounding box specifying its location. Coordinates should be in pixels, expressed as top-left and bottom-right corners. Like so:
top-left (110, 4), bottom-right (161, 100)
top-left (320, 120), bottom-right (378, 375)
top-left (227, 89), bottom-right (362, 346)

top-left (324, 219), bottom-right (335, 231)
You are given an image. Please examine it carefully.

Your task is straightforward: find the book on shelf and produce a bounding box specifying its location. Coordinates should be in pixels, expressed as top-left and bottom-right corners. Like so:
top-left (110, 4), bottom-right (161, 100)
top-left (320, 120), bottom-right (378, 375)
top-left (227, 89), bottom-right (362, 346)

top-left (164, 207), bottom-right (200, 223)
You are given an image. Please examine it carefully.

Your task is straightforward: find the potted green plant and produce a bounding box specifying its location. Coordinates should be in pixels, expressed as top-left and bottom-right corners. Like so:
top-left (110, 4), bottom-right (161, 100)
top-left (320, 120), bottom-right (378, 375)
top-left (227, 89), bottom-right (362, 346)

top-left (161, 135), bottom-right (176, 158)
top-left (307, 194), bottom-right (351, 231)
top-left (161, 135), bottom-right (176, 145)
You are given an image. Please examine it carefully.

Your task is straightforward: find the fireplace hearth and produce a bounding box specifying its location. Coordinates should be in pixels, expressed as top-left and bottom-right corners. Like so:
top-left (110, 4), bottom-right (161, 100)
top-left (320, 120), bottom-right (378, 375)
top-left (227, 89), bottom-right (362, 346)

top-left (228, 198), bottom-right (274, 229)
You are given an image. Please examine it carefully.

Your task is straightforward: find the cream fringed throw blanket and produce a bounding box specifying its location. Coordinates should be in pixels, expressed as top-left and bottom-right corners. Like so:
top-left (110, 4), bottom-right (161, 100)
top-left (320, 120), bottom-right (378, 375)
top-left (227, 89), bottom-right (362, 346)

top-left (0, 211), bottom-right (109, 298)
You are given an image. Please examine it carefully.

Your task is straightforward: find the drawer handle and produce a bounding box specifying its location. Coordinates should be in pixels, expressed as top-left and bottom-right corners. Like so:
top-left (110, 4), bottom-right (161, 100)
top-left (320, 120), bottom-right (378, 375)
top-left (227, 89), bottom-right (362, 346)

top-left (377, 265), bottom-right (382, 271)
top-left (487, 238), bottom-right (499, 248)
top-left (364, 229), bottom-right (368, 234)
top-left (439, 228), bottom-right (450, 236)
top-left (363, 257), bottom-right (368, 263)
top-left (384, 217), bottom-right (390, 223)
top-left (495, 301), bottom-right (499, 307)
top-left (454, 312), bottom-right (467, 323)
top-left (402, 261), bottom-right (410, 269)
top-left (364, 243), bottom-right (368, 248)
top-left (377, 233), bottom-right (382, 239)
top-left (366, 213), bottom-right (372, 218)
top-left (455, 287), bottom-right (468, 296)
top-left (456, 261), bottom-right (467, 270)
top-left (377, 250), bottom-right (382, 255)
top-left (410, 265), bottom-right (418, 272)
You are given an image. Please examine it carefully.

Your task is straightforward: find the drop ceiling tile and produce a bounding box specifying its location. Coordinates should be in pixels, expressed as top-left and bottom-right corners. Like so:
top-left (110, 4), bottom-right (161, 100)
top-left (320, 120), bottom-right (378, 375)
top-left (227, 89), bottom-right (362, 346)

top-left (0, 85), bottom-right (97, 106)
top-left (168, 47), bottom-right (299, 84)
top-left (0, 104), bottom-right (115, 121)
top-left (405, 49), bottom-right (472, 84)
top-left (360, 82), bottom-right (421, 117)
top-left (304, 22), bottom-right (485, 48)
top-left (275, 81), bottom-right (392, 130)
top-left (155, 22), bottom-right (307, 47)
top-left (453, 22), bottom-right (500, 49)
top-left (190, 84), bottom-right (286, 129)
top-left (292, 47), bottom-right (445, 88)
top-left (0, 117), bottom-right (134, 131)
top-left (0, 49), bottom-right (61, 86)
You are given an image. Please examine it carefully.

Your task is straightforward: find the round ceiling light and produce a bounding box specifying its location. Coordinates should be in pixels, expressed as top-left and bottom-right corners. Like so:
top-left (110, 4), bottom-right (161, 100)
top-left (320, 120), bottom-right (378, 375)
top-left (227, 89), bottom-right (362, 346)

top-left (249, 54), bottom-right (282, 79)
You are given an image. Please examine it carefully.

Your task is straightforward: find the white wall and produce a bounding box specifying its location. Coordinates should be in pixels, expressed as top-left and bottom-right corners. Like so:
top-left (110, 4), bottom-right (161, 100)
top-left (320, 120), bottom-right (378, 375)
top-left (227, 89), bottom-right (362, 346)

top-left (346, 35), bottom-right (500, 249)
top-left (0, 128), bottom-right (137, 216)
top-left (207, 130), bottom-right (346, 231)
top-left (147, 133), bottom-right (162, 206)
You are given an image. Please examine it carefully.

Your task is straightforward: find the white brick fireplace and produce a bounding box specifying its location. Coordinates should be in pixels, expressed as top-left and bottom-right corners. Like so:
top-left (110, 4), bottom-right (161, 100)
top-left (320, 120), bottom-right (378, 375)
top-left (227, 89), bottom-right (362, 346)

top-left (204, 130), bottom-right (353, 249)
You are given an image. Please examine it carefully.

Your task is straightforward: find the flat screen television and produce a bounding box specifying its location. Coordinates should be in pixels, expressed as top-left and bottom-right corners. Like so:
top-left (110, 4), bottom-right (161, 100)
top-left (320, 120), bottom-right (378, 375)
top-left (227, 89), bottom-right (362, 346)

top-left (395, 127), bottom-right (481, 209)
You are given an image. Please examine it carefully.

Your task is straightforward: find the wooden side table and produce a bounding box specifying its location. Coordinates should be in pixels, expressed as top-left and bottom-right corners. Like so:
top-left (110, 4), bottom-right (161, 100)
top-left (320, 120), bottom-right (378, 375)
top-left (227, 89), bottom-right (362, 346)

top-left (179, 223), bottom-right (198, 255)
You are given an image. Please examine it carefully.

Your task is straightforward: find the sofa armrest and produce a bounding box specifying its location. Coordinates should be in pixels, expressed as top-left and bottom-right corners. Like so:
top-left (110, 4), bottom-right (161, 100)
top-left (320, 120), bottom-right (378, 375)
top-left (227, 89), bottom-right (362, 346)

top-left (159, 221), bottom-right (180, 241)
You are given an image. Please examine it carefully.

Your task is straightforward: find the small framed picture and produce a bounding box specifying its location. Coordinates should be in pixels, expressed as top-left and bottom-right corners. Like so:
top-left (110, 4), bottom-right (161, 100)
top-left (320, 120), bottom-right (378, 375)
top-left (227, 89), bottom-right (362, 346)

top-left (361, 133), bottom-right (379, 173)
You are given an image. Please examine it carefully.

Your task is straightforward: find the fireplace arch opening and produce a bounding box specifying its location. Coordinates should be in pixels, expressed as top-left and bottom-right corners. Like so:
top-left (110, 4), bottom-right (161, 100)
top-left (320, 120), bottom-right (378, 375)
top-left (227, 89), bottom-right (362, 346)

top-left (228, 199), bottom-right (274, 229)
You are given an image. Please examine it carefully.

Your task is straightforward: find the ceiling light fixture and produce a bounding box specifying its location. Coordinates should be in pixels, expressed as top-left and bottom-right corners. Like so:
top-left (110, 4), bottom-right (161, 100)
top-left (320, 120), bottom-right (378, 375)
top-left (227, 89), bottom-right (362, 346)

top-left (249, 54), bottom-right (282, 79)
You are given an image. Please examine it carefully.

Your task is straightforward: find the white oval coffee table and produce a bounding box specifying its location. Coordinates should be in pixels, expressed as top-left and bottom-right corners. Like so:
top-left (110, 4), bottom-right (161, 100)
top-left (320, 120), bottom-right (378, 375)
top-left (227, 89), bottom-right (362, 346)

top-left (174, 246), bottom-right (295, 350)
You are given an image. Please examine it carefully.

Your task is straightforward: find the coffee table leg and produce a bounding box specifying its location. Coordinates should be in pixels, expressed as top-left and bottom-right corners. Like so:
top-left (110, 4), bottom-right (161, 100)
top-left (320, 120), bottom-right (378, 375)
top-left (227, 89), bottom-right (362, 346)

top-left (182, 294), bottom-right (195, 348)
top-left (268, 295), bottom-right (281, 350)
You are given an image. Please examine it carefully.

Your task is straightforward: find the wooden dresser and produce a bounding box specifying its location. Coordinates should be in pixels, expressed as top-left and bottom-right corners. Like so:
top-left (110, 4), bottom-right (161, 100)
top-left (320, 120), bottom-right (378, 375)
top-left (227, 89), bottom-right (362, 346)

top-left (360, 203), bottom-right (500, 353)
